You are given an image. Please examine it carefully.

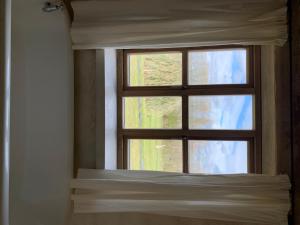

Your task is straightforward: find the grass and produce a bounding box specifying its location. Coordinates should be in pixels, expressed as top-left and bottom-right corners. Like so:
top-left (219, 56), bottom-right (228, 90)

top-left (125, 53), bottom-right (182, 172)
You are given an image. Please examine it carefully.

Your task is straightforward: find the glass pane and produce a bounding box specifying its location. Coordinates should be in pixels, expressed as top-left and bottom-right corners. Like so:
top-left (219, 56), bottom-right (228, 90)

top-left (128, 52), bottom-right (182, 86)
top-left (189, 140), bottom-right (248, 174)
top-left (124, 97), bottom-right (182, 129)
top-left (129, 139), bottom-right (182, 172)
top-left (189, 95), bottom-right (253, 130)
top-left (188, 49), bottom-right (247, 85)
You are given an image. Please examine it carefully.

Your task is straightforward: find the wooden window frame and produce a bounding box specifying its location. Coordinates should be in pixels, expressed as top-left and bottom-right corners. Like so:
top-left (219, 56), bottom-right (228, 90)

top-left (117, 45), bottom-right (262, 173)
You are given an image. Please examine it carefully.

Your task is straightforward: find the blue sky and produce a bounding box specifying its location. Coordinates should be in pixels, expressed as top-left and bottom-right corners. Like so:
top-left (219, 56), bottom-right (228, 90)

top-left (190, 50), bottom-right (250, 174)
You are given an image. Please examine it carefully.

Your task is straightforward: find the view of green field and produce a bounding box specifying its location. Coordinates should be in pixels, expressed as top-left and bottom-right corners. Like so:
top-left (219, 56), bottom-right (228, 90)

top-left (129, 139), bottom-right (182, 172)
top-left (128, 52), bottom-right (182, 86)
top-left (126, 53), bottom-right (183, 172)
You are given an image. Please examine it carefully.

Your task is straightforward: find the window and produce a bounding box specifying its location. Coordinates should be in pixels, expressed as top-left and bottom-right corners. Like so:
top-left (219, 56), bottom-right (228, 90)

top-left (117, 46), bottom-right (261, 174)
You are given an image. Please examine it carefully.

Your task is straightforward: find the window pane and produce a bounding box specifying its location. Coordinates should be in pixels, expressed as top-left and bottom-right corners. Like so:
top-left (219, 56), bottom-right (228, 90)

top-left (188, 49), bottom-right (247, 85)
top-left (124, 97), bottom-right (182, 129)
top-left (128, 52), bottom-right (182, 86)
top-left (128, 139), bottom-right (182, 172)
top-left (189, 140), bottom-right (248, 174)
top-left (189, 95), bottom-right (253, 130)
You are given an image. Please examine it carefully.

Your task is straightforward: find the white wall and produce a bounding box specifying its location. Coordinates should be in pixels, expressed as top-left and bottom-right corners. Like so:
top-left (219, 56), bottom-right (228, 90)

top-left (10, 0), bottom-right (73, 225)
top-left (103, 49), bottom-right (117, 169)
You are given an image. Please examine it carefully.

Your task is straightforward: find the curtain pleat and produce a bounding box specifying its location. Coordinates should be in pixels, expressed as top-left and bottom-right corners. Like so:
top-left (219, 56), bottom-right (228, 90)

top-left (71, 169), bottom-right (290, 225)
top-left (71, 0), bottom-right (287, 49)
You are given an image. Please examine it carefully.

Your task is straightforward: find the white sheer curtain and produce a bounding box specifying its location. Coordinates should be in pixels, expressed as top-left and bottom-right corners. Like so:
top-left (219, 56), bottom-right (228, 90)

top-left (71, 0), bottom-right (287, 49)
top-left (71, 169), bottom-right (290, 225)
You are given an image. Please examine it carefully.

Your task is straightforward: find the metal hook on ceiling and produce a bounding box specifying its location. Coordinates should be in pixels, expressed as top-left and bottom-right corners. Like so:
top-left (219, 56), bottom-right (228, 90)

top-left (42, 0), bottom-right (64, 12)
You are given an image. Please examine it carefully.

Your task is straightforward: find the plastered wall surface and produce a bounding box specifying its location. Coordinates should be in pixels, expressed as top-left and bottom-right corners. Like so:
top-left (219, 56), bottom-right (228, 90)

top-left (10, 0), bottom-right (73, 224)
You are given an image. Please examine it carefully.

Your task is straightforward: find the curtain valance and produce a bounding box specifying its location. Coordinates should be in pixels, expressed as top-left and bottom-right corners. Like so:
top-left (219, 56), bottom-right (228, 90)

top-left (71, 0), bottom-right (287, 49)
top-left (71, 169), bottom-right (290, 225)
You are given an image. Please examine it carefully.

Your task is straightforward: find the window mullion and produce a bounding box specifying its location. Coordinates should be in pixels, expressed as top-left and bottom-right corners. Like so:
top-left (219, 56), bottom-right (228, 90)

top-left (183, 137), bottom-right (189, 173)
top-left (182, 49), bottom-right (189, 131)
top-left (182, 49), bottom-right (189, 173)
